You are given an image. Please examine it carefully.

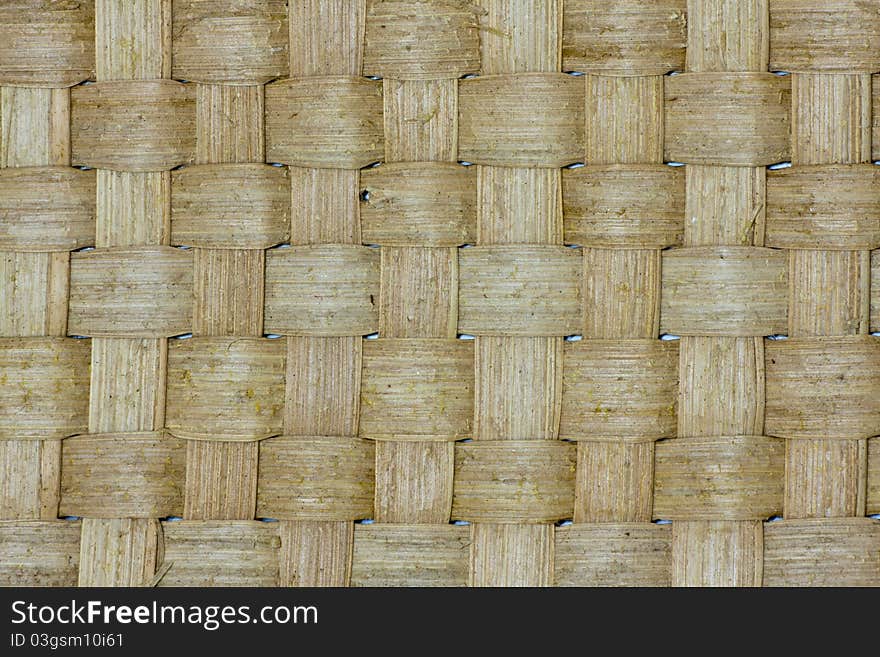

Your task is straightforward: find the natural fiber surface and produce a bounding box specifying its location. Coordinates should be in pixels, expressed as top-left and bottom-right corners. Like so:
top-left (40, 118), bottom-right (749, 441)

top-left (1, 0), bottom-right (879, 588)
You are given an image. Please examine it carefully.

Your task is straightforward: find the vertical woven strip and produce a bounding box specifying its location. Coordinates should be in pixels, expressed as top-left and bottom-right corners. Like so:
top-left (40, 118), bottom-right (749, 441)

top-left (467, 0), bottom-right (562, 588)
top-left (670, 0), bottom-right (769, 587)
top-left (575, 15), bottom-right (665, 525)
top-left (76, 0), bottom-right (172, 586)
top-left (784, 57), bottom-right (871, 521)
top-left (0, 88), bottom-right (73, 521)
top-left (277, 0), bottom-right (365, 587)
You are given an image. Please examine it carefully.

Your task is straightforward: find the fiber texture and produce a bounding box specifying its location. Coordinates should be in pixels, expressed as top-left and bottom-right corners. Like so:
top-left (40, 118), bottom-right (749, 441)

top-left (1, 0), bottom-right (879, 588)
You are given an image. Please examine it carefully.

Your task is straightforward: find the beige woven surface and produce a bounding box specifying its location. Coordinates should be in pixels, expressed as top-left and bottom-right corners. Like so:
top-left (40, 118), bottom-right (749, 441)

top-left (1, 0), bottom-right (879, 587)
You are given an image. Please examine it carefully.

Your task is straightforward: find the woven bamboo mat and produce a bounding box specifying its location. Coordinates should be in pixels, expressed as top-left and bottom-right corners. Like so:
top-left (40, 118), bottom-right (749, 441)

top-left (0, 0), bottom-right (879, 588)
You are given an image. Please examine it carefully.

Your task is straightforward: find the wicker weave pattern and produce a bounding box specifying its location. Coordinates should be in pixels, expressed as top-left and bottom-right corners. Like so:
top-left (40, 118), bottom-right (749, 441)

top-left (1, 0), bottom-right (879, 587)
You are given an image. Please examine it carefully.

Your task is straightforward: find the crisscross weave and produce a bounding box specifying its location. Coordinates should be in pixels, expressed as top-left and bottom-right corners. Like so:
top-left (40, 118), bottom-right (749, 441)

top-left (1, 0), bottom-right (879, 587)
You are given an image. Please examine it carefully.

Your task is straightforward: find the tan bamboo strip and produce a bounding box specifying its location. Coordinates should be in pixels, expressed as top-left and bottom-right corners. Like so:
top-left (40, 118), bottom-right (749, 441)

top-left (664, 72), bottom-right (790, 166)
top-left (265, 246), bottom-right (379, 336)
top-left (584, 248), bottom-right (661, 339)
top-left (477, 166), bottom-right (561, 245)
top-left (452, 441), bottom-right (576, 522)
top-left (0, 521), bottom-right (81, 586)
top-left (562, 0), bottom-right (686, 76)
top-left (672, 520), bottom-right (763, 587)
top-left (763, 518), bottom-right (880, 586)
top-left (684, 165), bottom-right (766, 247)
top-left (585, 75), bottom-right (663, 165)
top-left (769, 1), bottom-right (880, 73)
top-left (0, 338), bottom-right (90, 441)
top-left (183, 441), bottom-right (259, 521)
top-left (372, 14), bottom-right (462, 382)
top-left (765, 335), bottom-right (879, 517)
top-left (788, 250), bottom-right (870, 337)
top-left (0, 21), bottom-right (76, 522)
top-left (474, 337), bottom-right (561, 441)
top-left (166, 337), bottom-right (285, 442)
top-left (94, 170), bottom-right (171, 248)
top-left (562, 165), bottom-right (685, 248)
top-left (382, 79), bottom-right (458, 162)
top-left (554, 523), bottom-right (672, 586)
top-left (284, 336), bottom-right (362, 437)
top-left (78, 518), bottom-right (161, 587)
top-left (566, 390), bottom-right (660, 523)
top-left (364, 1), bottom-right (479, 80)
top-left (0, 167), bottom-right (95, 252)
top-left (574, 443), bottom-right (655, 523)
top-left (467, 0), bottom-right (562, 587)
top-left (872, 249), bottom-right (880, 332)
top-left (265, 78), bottom-right (384, 169)
top-left (351, 524), bottom-right (470, 587)
top-left (459, 246), bottom-right (582, 336)
top-left (280, 520), bottom-right (353, 587)
top-left (1, 252), bottom-right (70, 338)
top-left (285, 3), bottom-right (365, 251)
top-left (258, 436), bottom-right (375, 520)
top-left (867, 438), bottom-right (880, 515)
top-left (194, 86), bottom-right (265, 164)
top-left (159, 521), bottom-right (280, 586)
top-left (672, 0), bottom-right (772, 587)
top-left (874, 74), bottom-right (880, 161)
top-left (87, 337), bottom-right (165, 434)
top-left (686, 0), bottom-right (769, 73)
top-left (654, 436), bottom-right (785, 520)
top-left (469, 523), bottom-right (554, 587)
top-left (0, 440), bottom-right (61, 521)
top-left (171, 1), bottom-right (288, 85)
top-left (458, 74), bottom-right (584, 168)
top-left (61, 432), bottom-right (185, 519)
top-left (290, 168), bottom-right (361, 245)
top-left (273, 0), bottom-right (371, 586)
top-left (570, 5), bottom-right (668, 525)
top-left (870, 249), bottom-right (880, 333)
top-left (76, 0), bottom-right (173, 586)
top-left (192, 249), bottom-right (264, 337)
top-left (289, 0), bottom-right (365, 78)
top-left (378, 247), bottom-right (457, 338)
top-left (180, 32), bottom-right (275, 519)
top-left (68, 247), bottom-right (193, 337)
top-left (87, 1), bottom-right (172, 417)
top-left (359, 339), bottom-right (474, 441)
top-left (363, 24), bottom-right (462, 529)
top-left (791, 74), bottom-right (872, 166)
top-left (360, 163), bottom-right (476, 246)
top-left (678, 337), bottom-right (765, 438)
top-left (370, 29), bottom-right (463, 526)
top-left (71, 81), bottom-right (195, 172)
top-left (563, 3), bottom-right (672, 530)
top-left (95, 0), bottom-right (170, 81)
top-left (561, 340), bottom-right (678, 441)
top-left (172, 164), bottom-right (288, 248)
top-left (375, 441), bottom-right (454, 523)
top-left (766, 165), bottom-right (880, 251)
top-left (477, 0), bottom-right (561, 75)
top-left (0, 1), bottom-right (94, 88)
top-left (783, 11), bottom-right (874, 520)
top-left (783, 439), bottom-right (867, 519)
top-left (0, 87), bottom-right (69, 167)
